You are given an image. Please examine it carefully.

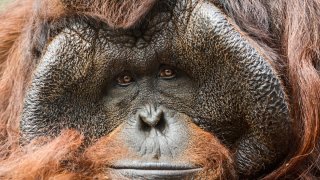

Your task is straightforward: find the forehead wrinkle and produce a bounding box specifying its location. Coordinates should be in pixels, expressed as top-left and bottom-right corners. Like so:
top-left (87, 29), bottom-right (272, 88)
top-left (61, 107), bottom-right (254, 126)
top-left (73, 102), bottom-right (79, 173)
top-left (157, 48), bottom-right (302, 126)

top-left (97, 33), bottom-right (166, 76)
top-left (115, 46), bottom-right (159, 76)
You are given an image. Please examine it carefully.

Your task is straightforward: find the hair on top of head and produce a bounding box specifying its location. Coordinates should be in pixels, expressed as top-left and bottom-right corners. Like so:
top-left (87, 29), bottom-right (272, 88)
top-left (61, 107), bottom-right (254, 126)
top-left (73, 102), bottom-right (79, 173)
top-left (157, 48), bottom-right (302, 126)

top-left (64, 0), bottom-right (157, 28)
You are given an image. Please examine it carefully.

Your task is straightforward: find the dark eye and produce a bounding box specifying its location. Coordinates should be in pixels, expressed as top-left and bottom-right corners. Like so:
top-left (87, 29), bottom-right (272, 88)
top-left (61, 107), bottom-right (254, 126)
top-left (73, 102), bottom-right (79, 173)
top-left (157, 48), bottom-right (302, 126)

top-left (116, 73), bottom-right (134, 86)
top-left (159, 66), bottom-right (176, 79)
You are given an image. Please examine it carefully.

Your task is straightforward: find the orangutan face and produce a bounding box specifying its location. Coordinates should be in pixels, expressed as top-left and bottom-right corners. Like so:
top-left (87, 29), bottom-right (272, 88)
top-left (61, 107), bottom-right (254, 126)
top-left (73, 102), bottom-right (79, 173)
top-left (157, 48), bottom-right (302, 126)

top-left (20, 1), bottom-right (291, 179)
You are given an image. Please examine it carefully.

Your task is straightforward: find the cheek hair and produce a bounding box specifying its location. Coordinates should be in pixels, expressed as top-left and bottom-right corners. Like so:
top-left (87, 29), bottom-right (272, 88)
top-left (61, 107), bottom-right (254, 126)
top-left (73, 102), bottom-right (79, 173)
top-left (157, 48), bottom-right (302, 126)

top-left (0, 128), bottom-right (126, 179)
top-left (0, 130), bottom-right (84, 179)
top-left (184, 124), bottom-right (236, 179)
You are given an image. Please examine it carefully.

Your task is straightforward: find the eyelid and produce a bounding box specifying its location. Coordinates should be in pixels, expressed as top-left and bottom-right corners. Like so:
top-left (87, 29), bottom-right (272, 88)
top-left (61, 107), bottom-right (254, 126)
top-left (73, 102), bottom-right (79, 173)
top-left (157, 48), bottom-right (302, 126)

top-left (116, 71), bottom-right (135, 87)
top-left (159, 66), bottom-right (176, 79)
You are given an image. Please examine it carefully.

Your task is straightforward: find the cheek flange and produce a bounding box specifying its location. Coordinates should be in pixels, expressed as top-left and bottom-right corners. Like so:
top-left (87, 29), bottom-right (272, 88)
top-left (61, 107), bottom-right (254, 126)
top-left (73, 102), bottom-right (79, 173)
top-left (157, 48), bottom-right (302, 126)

top-left (174, 1), bottom-right (291, 177)
top-left (21, 30), bottom-right (101, 142)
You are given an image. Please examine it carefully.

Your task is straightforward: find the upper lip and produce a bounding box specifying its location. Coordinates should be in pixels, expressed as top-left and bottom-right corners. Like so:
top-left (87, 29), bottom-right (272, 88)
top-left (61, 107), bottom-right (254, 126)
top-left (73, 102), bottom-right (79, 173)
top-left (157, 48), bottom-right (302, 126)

top-left (111, 161), bottom-right (200, 170)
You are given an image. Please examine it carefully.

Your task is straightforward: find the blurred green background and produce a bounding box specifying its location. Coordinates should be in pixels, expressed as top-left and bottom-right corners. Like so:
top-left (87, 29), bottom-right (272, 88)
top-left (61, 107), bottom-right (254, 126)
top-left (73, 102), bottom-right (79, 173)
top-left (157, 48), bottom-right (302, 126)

top-left (0, 0), bottom-right (10, 9)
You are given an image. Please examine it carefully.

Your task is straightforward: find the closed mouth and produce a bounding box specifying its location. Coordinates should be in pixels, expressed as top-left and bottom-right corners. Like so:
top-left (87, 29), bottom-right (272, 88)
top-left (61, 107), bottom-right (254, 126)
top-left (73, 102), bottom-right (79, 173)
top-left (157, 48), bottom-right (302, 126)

top-left (112, 162), bottom-right (199, 170)
top-left (110, 161), bottom-right (201, 178)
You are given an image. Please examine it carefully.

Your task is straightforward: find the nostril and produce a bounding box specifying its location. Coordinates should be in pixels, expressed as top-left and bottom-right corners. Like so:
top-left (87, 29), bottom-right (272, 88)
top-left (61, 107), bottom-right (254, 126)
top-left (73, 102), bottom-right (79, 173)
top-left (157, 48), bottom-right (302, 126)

top-left (155, 115), bottom-right (166, 133)
top-left (140, 116), bottom-right (152, 132)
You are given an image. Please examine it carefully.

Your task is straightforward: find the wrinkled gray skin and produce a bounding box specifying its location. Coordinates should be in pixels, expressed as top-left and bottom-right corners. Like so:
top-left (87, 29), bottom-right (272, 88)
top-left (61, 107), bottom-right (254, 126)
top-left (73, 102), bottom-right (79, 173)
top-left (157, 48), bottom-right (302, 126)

top-left (21, 0), bottom-right (291, 179)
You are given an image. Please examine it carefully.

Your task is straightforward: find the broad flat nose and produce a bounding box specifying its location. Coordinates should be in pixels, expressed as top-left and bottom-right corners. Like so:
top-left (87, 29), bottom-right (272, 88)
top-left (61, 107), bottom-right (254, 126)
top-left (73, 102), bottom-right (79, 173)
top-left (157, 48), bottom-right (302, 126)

top-left (139, 105), bottom-right (163, 127)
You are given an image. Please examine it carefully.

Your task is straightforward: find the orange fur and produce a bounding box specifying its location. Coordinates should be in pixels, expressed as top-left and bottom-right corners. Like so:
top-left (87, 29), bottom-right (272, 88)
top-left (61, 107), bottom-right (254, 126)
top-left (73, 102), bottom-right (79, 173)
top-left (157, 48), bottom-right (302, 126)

top-left (185, 124), bottom-right (236, 179)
